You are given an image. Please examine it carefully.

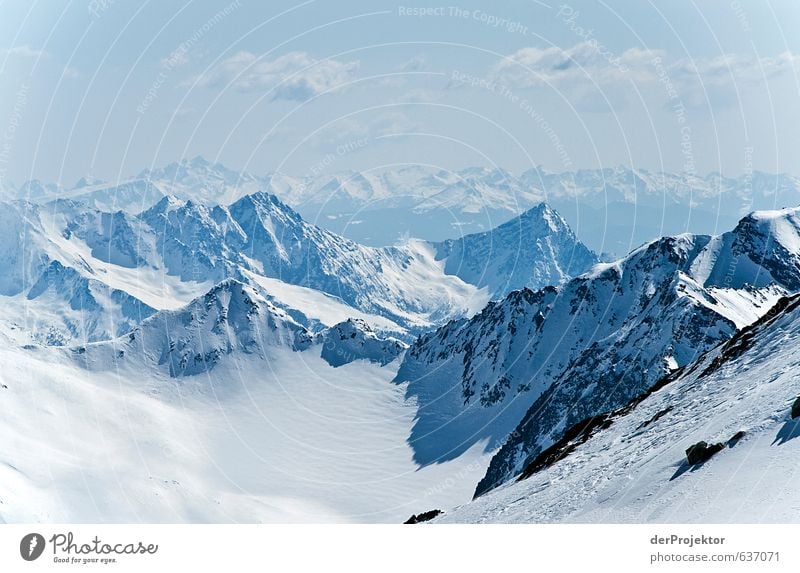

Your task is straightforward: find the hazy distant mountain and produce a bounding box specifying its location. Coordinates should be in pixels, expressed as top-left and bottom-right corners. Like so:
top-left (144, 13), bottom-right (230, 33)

top-left (14, 159), bottom-right (799, 253)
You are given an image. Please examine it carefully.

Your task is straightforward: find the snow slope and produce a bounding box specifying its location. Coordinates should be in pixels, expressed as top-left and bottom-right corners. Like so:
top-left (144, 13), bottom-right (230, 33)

top-left (437, 295), bottom-right (800, 523)
top-left (0, 279), bottom-right (491, 523)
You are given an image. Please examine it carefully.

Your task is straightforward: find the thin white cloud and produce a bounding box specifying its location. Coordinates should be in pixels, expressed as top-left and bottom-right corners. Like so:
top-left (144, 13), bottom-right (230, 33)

top-left (0, 45), bottom-right (48, 59)
top-left (1, 46), bottom-right (80, 79)
top-left (312, 111), bottom-right (420, 147)
top-left (670, 51), bottom-right (800, 87)
top-left (491, 43), bottom-right (800, 109)
top-left (397, 55), bottom-right (428, 72)
top-left (194, 50), bottom-right (359, 101)
top-left (161, 48), bottom-right (190, 70)
top-left (662, 51), bottom-right (799, 108)
top-left (492, 42), bottom-right (660, 88)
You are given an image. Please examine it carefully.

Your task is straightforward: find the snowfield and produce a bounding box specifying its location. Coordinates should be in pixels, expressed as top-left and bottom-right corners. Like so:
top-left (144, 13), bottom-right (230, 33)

top-left (0, 321), bottom-right (491, 523)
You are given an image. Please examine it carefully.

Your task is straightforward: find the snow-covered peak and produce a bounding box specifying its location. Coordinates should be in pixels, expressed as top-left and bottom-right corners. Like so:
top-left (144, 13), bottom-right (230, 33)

top-left (73, 176), bottom-right (107, 189)
top-left (13, 189), bottom-right (489, 334)
top-left (132, 156), bottom-right (264, 205)
top-left (471, 206), bottom-right (800, 495)
top-left (731, 206), bottom-right (800, 265)
top-left (687, 206), bottom-right (800, 291)
top-left (229, 189), bottom-right (306, 222)
top-left (434, 203), bottom-right (597, 298)
top-left (17, 179), bottom-right (64, 200)
top-left (140, 193), bottom-right (185, 216)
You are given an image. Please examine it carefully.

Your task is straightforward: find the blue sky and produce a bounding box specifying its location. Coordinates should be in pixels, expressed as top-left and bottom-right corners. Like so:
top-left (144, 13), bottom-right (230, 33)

top-left (1, 0), bottom-right (799, 185)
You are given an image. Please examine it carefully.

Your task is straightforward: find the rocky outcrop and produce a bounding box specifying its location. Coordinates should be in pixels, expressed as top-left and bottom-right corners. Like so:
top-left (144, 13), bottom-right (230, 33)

top-left (404, 509), bottom-right (443, 524)
top-left (318, 318), bottom-right (406, 367)
top-left (685, 441), bottom-right (725, 465)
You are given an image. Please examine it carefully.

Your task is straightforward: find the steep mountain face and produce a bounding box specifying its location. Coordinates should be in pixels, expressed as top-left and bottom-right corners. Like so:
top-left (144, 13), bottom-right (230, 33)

top-left (64, 204), bottom-right (156, 269)
top-left (0, 201), bottom-right (51, 296)
top-left (395, 208), bottom-right (800, 479)
top-left (77, 279), bottom-right (411, 378)
top-left (434, 203), bottom-right (597, 297)
top-left (137, 195), bottom-right (242, 281)
top-left (25, 260), bottom-right (155, 344)
top-left (0, 201), bottom-right (157, 345)
top-left (476, 209), bottom-right (800, 495)
top-left (438, 294), bottom-right (800, 523)
top-left (6, 193), bottom-right (483, 335)
top-left (691, 208), bottom-right (800, 291)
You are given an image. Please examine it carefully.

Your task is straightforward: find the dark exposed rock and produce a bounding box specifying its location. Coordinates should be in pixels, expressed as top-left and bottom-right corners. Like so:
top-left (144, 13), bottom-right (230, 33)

top-left (636, 406), bottom-right (673, 430)
top-left (404, 509), bottom-right (443, 524)
top-left (516, 414), bottom-right (614, 482)
top-left (685, 441), bottom-right (724, 465)
top-left (728, 431), bottom-right (746, 446)
top-left (792, 397), bottom-right (800, 419)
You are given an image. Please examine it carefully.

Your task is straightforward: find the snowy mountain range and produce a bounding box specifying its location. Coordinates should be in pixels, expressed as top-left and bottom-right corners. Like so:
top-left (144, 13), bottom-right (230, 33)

top-left (9, 157), bottom-right (800, 254)
top-left (3, 158), bottom-right (800, 524)
top-left (395, 207), bottom-right (800, 492)
top-left (0, 191), bottom-right (595, 347)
